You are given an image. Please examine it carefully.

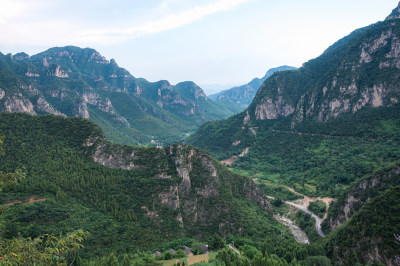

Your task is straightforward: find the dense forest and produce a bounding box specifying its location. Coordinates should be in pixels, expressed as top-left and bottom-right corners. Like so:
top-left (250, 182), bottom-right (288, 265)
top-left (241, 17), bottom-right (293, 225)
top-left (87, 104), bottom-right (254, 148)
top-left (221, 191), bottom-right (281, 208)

top-left (189, 104), bottom-right (400, 198)
top-left (0, 112), bottom-right (309, 263)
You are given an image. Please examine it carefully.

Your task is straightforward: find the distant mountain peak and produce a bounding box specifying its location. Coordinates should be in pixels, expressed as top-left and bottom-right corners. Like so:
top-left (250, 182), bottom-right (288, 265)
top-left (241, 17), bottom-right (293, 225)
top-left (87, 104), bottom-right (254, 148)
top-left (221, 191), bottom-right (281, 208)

top-left (386, 1), bottom-right (400, 20)
top-left (209, 65), bottom-right (297, 111)
top-left (13, 52), bottom-right (30, 61)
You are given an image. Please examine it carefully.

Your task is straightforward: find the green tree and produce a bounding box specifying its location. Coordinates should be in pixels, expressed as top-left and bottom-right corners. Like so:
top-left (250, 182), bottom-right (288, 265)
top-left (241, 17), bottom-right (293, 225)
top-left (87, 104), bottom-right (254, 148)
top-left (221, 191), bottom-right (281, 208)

top-left (216, 248), bottom-right (245, 266)
top-left (0, 134), bottom-right (89, 265)
top-left (0, 230), bottom-right (89, 265)
top-left (209, 233), bottom-right (226, 250)
top-left (0, 134), bottom-right (25, 192)
top-left (163, 251), bottom-right (174, 260)
top-left (175, 249), bottom-right (187, 258)
top-left (241, 244), bottom-right (258, 260)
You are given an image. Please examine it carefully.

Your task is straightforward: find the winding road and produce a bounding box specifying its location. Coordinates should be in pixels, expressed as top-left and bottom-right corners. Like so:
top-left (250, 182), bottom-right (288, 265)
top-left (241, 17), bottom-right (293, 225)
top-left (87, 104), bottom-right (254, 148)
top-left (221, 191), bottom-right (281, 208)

top-left (284, 201), bottom-right (325, 237)
top-left (268, 190), bottom-right (333, 238)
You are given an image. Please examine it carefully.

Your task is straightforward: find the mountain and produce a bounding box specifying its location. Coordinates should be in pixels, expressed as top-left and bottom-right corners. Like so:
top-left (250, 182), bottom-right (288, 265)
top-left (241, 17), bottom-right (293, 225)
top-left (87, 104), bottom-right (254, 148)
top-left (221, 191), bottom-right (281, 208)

top-left (0, 46), bottom-right (235, 146)
top-left (208, 66), bottom-right (297, 111)
top-left (322, 163), bottom-right (400, 265)
top-left (323, 162), bottom-right (400, 233)
top-left (0, 112), bottom-right (282, 257)
top-left (187, 6), bottom-right (400, 197)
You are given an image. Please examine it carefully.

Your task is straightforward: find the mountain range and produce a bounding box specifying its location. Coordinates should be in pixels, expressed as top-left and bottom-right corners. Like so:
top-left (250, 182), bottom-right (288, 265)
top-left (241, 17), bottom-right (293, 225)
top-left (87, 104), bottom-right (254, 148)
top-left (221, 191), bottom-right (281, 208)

top-left (1, 2), bottom-right (400, 265)
top-left (187, 4), bottom-right (400, 264)
top-left (0, 46), bottom-right (236, 146)
top-left (208, 66), bottom-right (297, 111)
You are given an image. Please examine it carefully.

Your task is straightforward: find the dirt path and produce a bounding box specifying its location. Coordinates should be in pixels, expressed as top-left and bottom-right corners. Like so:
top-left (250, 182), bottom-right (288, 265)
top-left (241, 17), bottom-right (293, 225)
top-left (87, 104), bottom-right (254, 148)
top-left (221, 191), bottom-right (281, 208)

top-left (285, 186), bottom-right (335, 220)
top-left (284, 201), bottom-right (326, 237)
top-left (3, 196), bottom-right (46, 206)
top-left (269, 186), bottom-right (336, 238)
top-left (221, 147), bottom-right (249, 166)
top-left (228, 244), bottom-right (241, 255)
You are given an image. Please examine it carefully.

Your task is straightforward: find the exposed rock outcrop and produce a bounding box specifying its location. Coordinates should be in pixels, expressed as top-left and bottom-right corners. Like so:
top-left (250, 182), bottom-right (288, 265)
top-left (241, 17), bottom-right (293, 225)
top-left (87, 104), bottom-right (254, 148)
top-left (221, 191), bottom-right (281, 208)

top-left (255, 97), bottom-right (295, 120)
top-left (4, 94), bottom-right (36, 115)
top-left (325, 164), bottom-right (400, 231)
top-left (36, 97), bottom-right (66, 116)
top-left (47, 65), bottom-right (69, 78)
top-left (84, 137), bottom-right (272, 234)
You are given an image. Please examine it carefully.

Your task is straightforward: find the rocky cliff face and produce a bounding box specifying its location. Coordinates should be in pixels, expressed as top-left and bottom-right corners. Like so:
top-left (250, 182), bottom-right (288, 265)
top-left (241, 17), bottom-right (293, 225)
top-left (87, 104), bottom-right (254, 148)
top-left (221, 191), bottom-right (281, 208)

top-left (243, 15), bottom-right (400, 127)
top-left (324, 163), bottom-right (400, 232)
top-left (291, 22), bottom-right (400, 126)
top-left (85, 131), bottom-right (272, 234)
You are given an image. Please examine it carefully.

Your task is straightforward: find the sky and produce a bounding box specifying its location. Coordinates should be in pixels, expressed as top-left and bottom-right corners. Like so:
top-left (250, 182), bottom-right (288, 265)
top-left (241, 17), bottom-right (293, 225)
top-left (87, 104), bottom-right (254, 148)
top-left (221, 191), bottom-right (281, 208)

top-left (0, 0), bottom-right (399, 94)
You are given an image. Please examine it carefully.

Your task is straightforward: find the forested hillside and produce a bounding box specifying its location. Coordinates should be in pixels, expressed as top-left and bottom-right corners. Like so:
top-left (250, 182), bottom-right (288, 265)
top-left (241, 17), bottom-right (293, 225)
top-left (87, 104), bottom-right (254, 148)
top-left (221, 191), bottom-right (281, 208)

top-left (188, 13), bottom-right (400, 198)
top-left (0, 112), bottom-right (285, 259)
top-left (324, 185), bottom-right (400, 265)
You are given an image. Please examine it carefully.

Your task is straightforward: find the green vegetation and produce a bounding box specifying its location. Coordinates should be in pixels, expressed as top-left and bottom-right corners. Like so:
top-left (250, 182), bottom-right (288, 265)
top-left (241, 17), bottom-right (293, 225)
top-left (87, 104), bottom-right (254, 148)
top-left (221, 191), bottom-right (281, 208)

top-left (0, 130), bottom-right (89, 265)
top-left (0, 113), bottom-right (289, 260)
top-left (188, 105), bottom-right (400, 198)
top-left (322, 161), bottom-right (400, 234)
top-left (0, 229), bottom-right (89, 265)
top-left (0, 46), bottom-right (238, 146)
top-left (293, 211), bottom-right (320, 243)
top-left (202, 237), bottom-right (331, 266)
top-left (324, 185), bottom-right (400, 265)
top-left (308, 201), bottom-right (326, 219)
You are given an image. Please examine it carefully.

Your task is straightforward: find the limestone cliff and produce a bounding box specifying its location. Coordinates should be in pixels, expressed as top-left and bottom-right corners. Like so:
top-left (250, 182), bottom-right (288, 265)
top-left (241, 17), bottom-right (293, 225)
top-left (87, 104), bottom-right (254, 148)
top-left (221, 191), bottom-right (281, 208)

top-left (323, 163), bottom-right (400, 232)
top-left (84, 131), bottom-right (272, 235)
top-left (242, 14), bottom-right (400, 127)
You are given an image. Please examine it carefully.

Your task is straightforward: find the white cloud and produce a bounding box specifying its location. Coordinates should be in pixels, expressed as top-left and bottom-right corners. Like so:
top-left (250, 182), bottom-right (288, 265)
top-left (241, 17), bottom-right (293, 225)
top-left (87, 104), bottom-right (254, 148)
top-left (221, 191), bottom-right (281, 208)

top-left (79, 0), bottom-right (254, 43)
top-left (0, 0), bottom-right (253, 47)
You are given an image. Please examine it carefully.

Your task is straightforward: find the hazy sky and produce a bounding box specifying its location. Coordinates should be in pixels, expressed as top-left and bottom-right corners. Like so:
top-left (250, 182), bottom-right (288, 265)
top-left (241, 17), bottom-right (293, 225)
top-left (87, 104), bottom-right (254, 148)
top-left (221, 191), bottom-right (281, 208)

top-left (0, 0), bottom-right (398, 94)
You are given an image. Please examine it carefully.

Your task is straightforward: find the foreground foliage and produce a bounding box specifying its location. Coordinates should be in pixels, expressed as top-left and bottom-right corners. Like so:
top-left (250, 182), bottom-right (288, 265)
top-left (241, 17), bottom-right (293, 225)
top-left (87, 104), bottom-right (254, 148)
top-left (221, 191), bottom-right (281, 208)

top-left (0, 113), bottom-right (287, 259)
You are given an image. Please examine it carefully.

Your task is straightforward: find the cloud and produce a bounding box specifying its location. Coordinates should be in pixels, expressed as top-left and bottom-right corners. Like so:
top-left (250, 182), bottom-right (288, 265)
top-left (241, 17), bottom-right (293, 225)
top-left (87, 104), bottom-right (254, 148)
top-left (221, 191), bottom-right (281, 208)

top-left (79, 0), bottom-right (253, 43)
top-left (0, 0), bottom-right (253, 48)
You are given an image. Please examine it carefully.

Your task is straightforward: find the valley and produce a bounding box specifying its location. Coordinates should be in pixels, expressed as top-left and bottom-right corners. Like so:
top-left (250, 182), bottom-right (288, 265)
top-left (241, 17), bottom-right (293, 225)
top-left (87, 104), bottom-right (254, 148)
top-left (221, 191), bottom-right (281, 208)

top-left (1, 1), bottom-right (400, 265)
top-left (266, 185), bottom-right (334, 239)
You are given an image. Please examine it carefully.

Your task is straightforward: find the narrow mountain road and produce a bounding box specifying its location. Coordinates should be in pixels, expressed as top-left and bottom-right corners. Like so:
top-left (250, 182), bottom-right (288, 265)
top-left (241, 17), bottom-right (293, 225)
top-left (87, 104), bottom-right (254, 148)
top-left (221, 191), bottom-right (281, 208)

top-left (3, 196), bottom-right (46, 206)
top-left (267, 186), bottom-right (335, 238)
top-left (284, 201), bottom-right (325, 237)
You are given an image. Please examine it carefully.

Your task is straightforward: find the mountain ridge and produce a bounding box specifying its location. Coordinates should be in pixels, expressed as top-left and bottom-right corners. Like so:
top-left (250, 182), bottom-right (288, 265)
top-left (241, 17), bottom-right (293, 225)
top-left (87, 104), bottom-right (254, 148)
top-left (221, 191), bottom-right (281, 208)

top-left (209, 65), bottom-right (297, 111)
top-left (187, 7), bottom-right (400, 198)
top-left (0, 46), bottom-right (236, 145)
